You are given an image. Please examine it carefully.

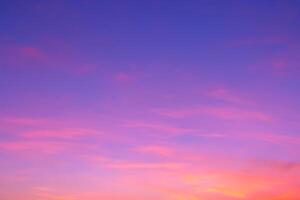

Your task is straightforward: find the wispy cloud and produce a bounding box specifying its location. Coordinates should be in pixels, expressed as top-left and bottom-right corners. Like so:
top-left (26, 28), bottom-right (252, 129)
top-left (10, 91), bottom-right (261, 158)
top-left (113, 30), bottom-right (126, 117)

top-left (72, 64), bottom-right (97, 76)
top-left (104, 161), bottom-right (186, 170)
top-left (252, 159), bottom-right (300, 172)
top-left (23, 128), bottom-right (98, 139)
top-left (123, 120), bottom-right (198, 135)
top-left (243, 132), bottom-right (300, 145)
top-left (0, 140), bottom-right (72, 154)
top-left (0, 44), bottom-right (47, 67)
top-left (134, 145), bottom-right (174, 157)
top-left (88, 155), bottom-right (187, 170)
top-left (18, 46), bottom-right (47, 61)
top-left (0, 39), bottom-right (99, 76)
top-left (114, 72), bottom-right (134, 82)
top-left (153, 106), bottom-right (272, 122)
top-left (32, 186), bottom-right (79, 200)
top-left (206, 87), bottom-right (252, 105)
top-left (0, 117), bottom-right (49, 126)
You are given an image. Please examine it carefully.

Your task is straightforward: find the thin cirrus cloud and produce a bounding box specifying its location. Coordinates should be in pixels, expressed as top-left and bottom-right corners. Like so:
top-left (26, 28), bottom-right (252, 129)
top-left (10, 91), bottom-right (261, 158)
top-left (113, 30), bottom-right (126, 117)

top-left (170, 166), bottom-right (300, 199)
top-left (0, 116), bottom-right (104, 139)
top-left (22, 128), bottom-right (99, 139)
top-left (0, 117), bottom-right (102, 155)
top-left (86, 154), bottom-right (187, 170)
top-left (1, 1), bottom-right (299, 199)
top-left (30, 187), bottom-right (79, 200)
top-left (242, 131), bottom-right (300, 145)
top-left (133, 145), bottom-right (174, 157)
top-left (0, 41), bottom-right (98, 76)
top-left (251, 159), bottom-right (300, 172)
top-left (1, 134), bottom-right (299, 199)
top-left (0, 117), bottom-right (50, 127)
top-left (0, 135), bottom-right (103, 157)
top-left (17, 46), bottom-right (47, 61)
top-left (0, 186), bottom-right (82, 200)
top-left (206, 87), bottom-right (252, 105)
top-left (72, 64), bottom-right (97, 76)
top-left (122, 120), bottom-right (299, 145)
top-left (123, 120), bottom-right (198, 135)
top-left (249, 48), bottom-right (300, 77)
top-left (0, 44), bottom-right (47, 66)
top-left (122, 118), bottom-right (299, 146)
top-left (103, 161), bottom-right (186, 170)
top-left (0, 140), bottom-right (73, 154)
top-left (83, 153), bottom-right (300, 199)
top-left (153, 105), bottom-right (272, 122)
top-left (114, 72), bottom-right (135, 83)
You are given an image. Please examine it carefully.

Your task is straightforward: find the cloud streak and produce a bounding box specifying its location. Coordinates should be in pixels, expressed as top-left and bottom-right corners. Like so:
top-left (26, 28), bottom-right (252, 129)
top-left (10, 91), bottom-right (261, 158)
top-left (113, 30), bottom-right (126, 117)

top-left (153, 105), bottom-right (272, 122)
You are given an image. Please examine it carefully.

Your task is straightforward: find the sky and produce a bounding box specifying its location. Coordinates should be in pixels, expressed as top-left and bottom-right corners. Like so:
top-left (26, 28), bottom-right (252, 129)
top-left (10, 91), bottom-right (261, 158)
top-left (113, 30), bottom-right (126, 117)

top-left (0, 0), bottom-right (300, 199)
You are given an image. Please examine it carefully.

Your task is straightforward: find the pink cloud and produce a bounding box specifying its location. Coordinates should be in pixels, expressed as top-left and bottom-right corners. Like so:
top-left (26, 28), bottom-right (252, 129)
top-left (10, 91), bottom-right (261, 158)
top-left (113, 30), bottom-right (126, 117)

top-left (0, 135), bottom-right (105, 157)
top-left (0, 128), bottom-right (101, 155)
top-left (23, 128), bottom-right (98, 139)
top-left (153, 106), bottom-right (272, 122)
top-left (1, 45), bottom-right (47, 66)
top-left (114, 72), bottom-right (134, 82)
top-left (249, 54), bottom-right (299, 77)
top-left (0, 39), bottom-right (97, 77)
top-left (0, 117), bottom-right (49, 126)
top-left (203, 106), bottom-right (272, 121)
top-left (270, 58), bottom-right (292, 76)
top-left (85, 153), bottom-right (188, 170)
top-left (207, 87), bottom-right (252, 105)
top-left (18, 46), bottom-right (46, 60)
top-left (72, 64), bottom-right (97, 76)
top-left (272, 60), bottom-right (288, 70)
top-left (31, 186), bottom-right (79, 200)
top-left (123, 121), bottom-right (197, 135)
top-left (134, 145), bottom-right (174, 157)
top-left (0, 140), bottom-right (72, 154)
top-left (92, 157), bottom-right (187, 170)
top-left (253, 159), bottom-right (300, 172)
top-left (243, 132), bottom-right (300, 145)
top-left (152, 108), bottom-right (195, 118)
top-left (105, 161), bottom-right (185, 170)
top-left (85, 158), bottom-right (299, 200)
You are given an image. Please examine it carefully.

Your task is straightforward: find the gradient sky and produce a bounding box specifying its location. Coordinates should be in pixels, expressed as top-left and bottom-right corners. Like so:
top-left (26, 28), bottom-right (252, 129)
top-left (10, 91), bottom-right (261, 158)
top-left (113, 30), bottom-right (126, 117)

top-left (0, 0), bottom-right (300, 199)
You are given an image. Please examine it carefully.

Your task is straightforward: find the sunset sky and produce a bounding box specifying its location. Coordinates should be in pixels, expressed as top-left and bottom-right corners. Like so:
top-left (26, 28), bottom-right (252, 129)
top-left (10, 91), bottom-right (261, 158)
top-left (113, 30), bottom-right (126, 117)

top-left (0, 0), bottom-right (300, 199)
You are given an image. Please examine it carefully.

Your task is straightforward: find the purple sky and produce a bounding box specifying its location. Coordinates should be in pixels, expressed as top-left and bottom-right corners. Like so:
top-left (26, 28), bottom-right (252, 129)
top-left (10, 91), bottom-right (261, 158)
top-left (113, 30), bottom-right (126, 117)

top-left (0, 1), bottom-right (300, 199)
